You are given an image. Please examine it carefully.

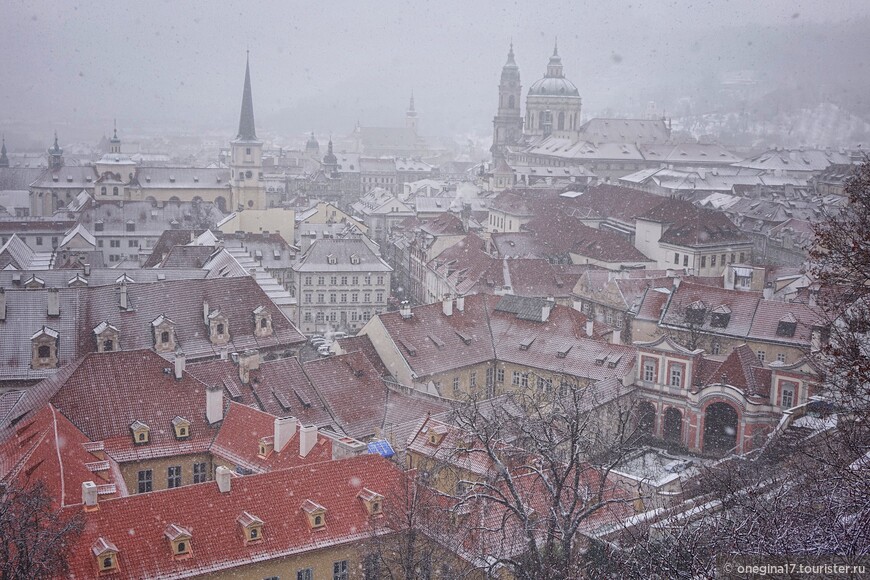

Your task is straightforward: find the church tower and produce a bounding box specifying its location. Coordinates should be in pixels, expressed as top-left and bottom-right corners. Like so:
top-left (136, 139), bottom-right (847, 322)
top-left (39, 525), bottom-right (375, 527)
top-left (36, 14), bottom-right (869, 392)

top-left (525, 41), bottom-right (582, 140)
top-left (48, 132), bottom-right (64, 170)
top-left (109, 120), bottom-right (121, 154)
top-left (230, 54), bottom-right (265, 210)
top-left (405, 92), bottom-right (418, 134)
top-left (0, 136), bottom-right (9, 168)
top-left (322, 137), bottom-right (338, 177)
top-left (491, 43), bottom-right (523, 160)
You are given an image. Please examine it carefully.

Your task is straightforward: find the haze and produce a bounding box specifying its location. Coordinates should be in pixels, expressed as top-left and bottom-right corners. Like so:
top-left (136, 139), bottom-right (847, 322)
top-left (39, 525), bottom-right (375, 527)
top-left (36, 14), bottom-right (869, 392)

top-left (1, 0), bottom-right (870, 147)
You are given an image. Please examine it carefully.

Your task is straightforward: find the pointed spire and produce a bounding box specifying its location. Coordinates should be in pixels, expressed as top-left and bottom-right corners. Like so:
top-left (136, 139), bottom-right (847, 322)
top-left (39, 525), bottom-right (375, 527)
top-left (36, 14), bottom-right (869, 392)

top-left (409, 91), bottom-right (415, 113)
top-left (553, 37), bottom-right (559, 57)
top-left (236, 53), bottom-right (258, 141)
top-left (53, 131), bottom-right (59, 151)
top-left (505, 41), bottom-right (517, 66)
top-left (0, 135), bottom-right (8, 168)
top-left (113, 118), bottom-right (117, 139)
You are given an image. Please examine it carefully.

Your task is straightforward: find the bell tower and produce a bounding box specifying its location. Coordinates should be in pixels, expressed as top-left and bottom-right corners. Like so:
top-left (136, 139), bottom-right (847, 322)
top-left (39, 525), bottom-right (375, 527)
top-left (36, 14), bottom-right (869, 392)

top-left (230, 53), bottom-right (265, 211)
top-left (491, 43), bottom-right (523, 160)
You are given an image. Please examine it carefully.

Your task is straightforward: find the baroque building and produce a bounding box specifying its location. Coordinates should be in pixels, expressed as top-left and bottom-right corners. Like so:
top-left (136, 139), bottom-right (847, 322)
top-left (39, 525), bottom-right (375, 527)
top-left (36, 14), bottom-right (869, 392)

top-left (524, 42), bottom-right (582, 140)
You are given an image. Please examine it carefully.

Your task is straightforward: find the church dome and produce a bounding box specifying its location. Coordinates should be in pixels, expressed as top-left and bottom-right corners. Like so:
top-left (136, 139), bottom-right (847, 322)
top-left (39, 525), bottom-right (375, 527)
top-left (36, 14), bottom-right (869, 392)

top-left (528, 76), bottom-right (580, 97)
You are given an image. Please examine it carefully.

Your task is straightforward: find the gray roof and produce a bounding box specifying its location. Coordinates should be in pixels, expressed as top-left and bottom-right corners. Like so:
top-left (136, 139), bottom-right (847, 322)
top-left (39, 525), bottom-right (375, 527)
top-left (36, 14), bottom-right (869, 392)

top-left (134, 167), bottom-right (230, 190)
top-left (293, 237), bottom-right (391, 273)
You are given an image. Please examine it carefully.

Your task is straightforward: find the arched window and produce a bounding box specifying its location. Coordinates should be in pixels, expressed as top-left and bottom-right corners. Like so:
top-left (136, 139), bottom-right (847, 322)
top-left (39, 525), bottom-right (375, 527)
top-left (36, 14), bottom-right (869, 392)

top-left (260, 318), bottom-right (268, 329)
top-left (103, 339), bottom-right (114, 352)
top-left (101, 186), bottom-right (107, 195)
top-left (216, 323), bottom-right (225, 335)
top-left (508, 94), bottom-right (515, 109)
top-left (38, 345), bottom-right (51, 358)
top-left (112, 186), bottom-right (119, 196)
top-left (540, 111), bottom-right (547, 128)
top-left (161, 331), bottom-right (170, 344)
top-left (558, 112), bottom-right (565, 131)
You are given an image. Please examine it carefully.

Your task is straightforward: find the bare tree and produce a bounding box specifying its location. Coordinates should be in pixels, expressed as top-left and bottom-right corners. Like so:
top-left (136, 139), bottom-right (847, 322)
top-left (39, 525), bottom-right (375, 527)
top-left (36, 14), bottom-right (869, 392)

top-left (0, 481), bottom-right (83, 580)
top-left (446, 380), bottom-right (641, 580)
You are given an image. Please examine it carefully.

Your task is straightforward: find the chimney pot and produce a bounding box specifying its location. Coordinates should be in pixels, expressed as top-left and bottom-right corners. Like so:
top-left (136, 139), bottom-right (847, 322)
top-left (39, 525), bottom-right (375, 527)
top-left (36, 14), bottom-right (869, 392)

top-left (299, 424), bottom-right (317, 457)
top-left (274, 416), bottom-right (298, 453)
top-left (216, 465), bottom-right (231, 493)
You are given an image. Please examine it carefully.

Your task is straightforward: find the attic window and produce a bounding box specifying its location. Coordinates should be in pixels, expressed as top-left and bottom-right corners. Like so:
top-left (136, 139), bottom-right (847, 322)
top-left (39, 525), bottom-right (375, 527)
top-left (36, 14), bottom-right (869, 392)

top-left (358, 488), bottom-right (384, 516)
top-left (556, 345), bottom-right (573, 359)
top-left (258, 436), bottom-right (274, 458)
top-left (427, 424), bottom-right (447, 446)
top-left (710, 305), bottom-right (732, 329)
top-left (350, 254), bottom-right (360, 265)
top-left (92, 538), bottom-right (119, 574)
top-left (427, 334), bottom-right (445, 349)
top-left (164, 524), bottom-right (192, 558)
top-left (519, 336), bottom-right (535, 351)
top-left (327, 254), bottom-right (337, 265)
top-left (776, 316), bottom-right (797, 337)
top-left (171, 416), bottom-right (190, 440)
top-left (237, 511), bottom-right (264, 544)
top-left (685, 301), bottom-right (706, 325)
top-left (130, 421), bottom-right (150, 445)
top-left (301, 499), bottom-right (327, 529)
top-left (454, 331), bottom-right (472, 345)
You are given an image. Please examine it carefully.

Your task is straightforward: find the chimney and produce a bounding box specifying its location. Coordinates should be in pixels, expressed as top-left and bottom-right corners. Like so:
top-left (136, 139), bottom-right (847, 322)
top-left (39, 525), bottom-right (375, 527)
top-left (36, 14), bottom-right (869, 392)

top-left (173, 349), bottom-right (186, 380)
top-left (274, 416), bottom-right (298, 453)
top-left (47, 288), bottom-right (60, 317)
top-left (82, 481), bottom-right (98, 509)
top-left (215, 465), bottom-right (231, 492)
top-left (442, 296), bottom-right (453, 316)
top-left (219, 347), bottom-right (228, 361)
top-left (541, 300), bottom-right (552, 322)
top-left (763, 284), bottom-right (773, 300)
top-left (119, 281), bottom-right (128, 310)
top-left (331, 436), bottom-right (367, 460)
top-left (238, 349), bottom-right (260, 384)
top-left (0, 288), bottom-right (5, 321)
top-left (611, 328), bottom-right (622, 344)
top-left (83, 263), bottom-right (91, 276)
top-left (299, 424), bottom-right (317, 457)
top-left (586, 319), bottom-right (594, 337)
top-left (456, 295), bottom-right (465, 312)
top-left (206, 384), bottom-right (224, 424)
top-left (202, 301), bottom-right (209, 324)
top-left (400, 301), bottom-right (412, 319)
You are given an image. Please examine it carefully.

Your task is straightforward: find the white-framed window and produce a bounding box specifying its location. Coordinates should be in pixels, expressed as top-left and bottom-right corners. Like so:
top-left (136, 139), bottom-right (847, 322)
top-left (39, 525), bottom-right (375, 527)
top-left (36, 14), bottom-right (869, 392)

top-left (781, 384), bottom-right (795, 408)
top-left (777, 353), bottom-right (786, 363)
top-left (757, 350), bottom-right (766, 362)
top-left (643, 359), bottom-right (656, 382)
top-left (512, 371), bottom-right (520, 386)
top-left (669, 364), bottom-right (683, 388)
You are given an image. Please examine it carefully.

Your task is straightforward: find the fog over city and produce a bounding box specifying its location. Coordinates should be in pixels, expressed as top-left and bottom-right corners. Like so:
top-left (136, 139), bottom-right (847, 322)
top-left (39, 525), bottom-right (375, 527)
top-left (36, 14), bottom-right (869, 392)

top-left (2, 0), bottom-right (870, 148)
top-left (1, 2), bottom-right (869, 579)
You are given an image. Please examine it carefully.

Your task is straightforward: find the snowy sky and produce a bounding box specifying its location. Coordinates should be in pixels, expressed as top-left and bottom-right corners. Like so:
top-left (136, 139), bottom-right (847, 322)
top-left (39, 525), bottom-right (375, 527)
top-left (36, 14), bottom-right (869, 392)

top-left (1, 0), bottom-right (868, 140)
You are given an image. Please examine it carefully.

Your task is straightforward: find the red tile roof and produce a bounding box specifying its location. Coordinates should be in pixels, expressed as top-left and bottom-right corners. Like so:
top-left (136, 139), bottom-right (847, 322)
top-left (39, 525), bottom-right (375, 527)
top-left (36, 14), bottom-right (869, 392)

top-left (304, 352), bottom-right (450, 440)
top-left (334, 335), bottom-right (390, 377)
top-left (209, 402), bottom-right (332, 473)
top-left (638, 198), bottom-right (748, 247)
top-left (63, 454), bottom-right (404, 580)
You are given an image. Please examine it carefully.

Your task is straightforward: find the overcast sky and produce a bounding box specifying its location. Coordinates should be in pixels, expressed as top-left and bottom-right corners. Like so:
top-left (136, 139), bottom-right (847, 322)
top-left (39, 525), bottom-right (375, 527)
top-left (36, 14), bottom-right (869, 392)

top-left (1, 0), bottom-right (869, 144)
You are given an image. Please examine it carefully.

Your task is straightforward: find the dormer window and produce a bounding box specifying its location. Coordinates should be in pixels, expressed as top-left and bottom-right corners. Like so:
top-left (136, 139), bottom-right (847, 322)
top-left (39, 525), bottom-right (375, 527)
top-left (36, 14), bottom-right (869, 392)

top-left (685, 300), bottom-right (706, 325)
top-left (258, 436), bottom-right (274, 458)
top-left (427, 424), bottom-right (447, 446)
top-left (327, 254), bottom-right (337, 265)
top-left (164, 524), bottom-right (192, 558)
top-left (358, 488), bottom-right (384, 516)
top-left (151, 315), bottom-right (176, 353)
top-left (350, 254), bottom-right (360, 265)
top-left (208, 310), bottom-right (230, 346)
top-left (776, 313), bottom-right (797, 337)
top-left (172, 416), bottom-right (191, 440)
top-left (237, 511), bottom-right (264, 544)
top-left (130, 421), bottom-right (150, 445)
top-left (301, 499), bottom-right (327, 529)
top-left (253, 305), bottom-right (273, 338)
top-left (710, 305), bottom-right (731, 329)
top-left (92, 537), bottom-right (119, 574)
top-left (93, 321), bottom-right (119, 353)
top-left (31, 326), bottom-right (59, 370)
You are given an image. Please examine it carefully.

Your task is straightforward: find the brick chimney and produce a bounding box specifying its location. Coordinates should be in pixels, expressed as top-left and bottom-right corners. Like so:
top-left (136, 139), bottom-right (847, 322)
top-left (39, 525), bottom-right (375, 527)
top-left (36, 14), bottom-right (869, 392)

top-left (47, 288), bottom-right (60, 317)
top-left (82, 481), bottom-right (98, 510)
top-left (119, 281), bottom-right (128, 310)
top-left (442, 295), bottom-right (453, 316)
top-left (299, 424), bottom-right (317, 457)
top-left (173, 349), bottom-right (186, 380)
top-left (206, 384), bottom-right (224, 424)
top-left (216, 465), bottom-right (231, 492)
top-left (238, 350), bottom-right (260, 384)
top-left (274, 416), bottom-right (297, 453)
